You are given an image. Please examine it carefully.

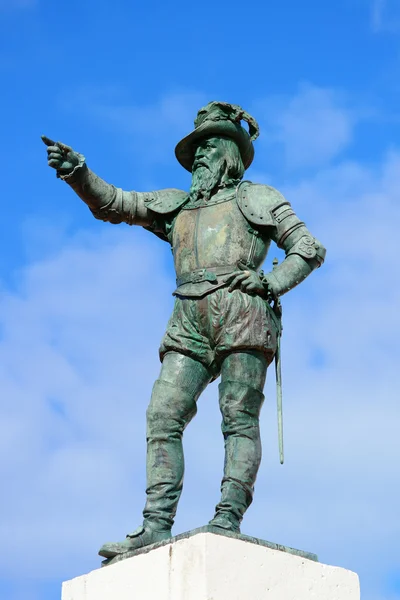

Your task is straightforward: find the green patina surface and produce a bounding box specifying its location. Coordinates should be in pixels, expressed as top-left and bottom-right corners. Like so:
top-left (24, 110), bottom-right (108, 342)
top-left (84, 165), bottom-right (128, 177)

top-left (42, 101), bottom-right (326, 562)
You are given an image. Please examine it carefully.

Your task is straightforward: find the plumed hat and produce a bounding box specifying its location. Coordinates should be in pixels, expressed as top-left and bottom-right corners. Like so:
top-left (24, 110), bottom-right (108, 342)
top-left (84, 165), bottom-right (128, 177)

top-left (175, 101), bottom-right (259, 173)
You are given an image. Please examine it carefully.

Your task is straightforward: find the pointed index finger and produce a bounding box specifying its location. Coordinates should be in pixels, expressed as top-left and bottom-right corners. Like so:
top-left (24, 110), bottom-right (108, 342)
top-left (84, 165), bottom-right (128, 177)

top-left (41, 135), bottom-right (56, 147)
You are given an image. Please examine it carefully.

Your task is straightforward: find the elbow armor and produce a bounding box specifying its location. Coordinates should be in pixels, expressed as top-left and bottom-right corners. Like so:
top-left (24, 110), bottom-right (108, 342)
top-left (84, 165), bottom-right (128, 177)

top-left (286, 235), bottom-right (326, 266)
top-left (271, 202), bottom-right (326, 266)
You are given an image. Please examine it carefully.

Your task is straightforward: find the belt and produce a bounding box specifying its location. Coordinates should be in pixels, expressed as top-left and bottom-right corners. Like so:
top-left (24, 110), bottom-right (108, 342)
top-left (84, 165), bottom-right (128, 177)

top-left (176, 265), bottom-right (238, 287)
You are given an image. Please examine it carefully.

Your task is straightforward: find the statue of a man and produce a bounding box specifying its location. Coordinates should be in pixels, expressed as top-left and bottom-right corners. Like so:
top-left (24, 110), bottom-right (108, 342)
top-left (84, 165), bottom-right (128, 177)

top-left (43, 101), bottom-right (326, 559)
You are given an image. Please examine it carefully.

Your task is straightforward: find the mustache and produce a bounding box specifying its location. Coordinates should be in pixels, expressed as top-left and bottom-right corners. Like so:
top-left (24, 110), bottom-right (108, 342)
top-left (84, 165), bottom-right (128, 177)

top-left (192, 158), bottom-right (210, 170)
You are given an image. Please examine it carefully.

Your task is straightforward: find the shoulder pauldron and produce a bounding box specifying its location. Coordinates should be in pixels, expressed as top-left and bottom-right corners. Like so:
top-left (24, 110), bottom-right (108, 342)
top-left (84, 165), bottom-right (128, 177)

top-left (144, 189), bottom-right (189, 215)
top-left (236, 181), bottom-right (290, 227)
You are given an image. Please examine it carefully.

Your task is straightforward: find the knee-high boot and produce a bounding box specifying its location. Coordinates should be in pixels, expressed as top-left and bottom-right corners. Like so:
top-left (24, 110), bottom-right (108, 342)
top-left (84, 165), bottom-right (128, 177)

top-left (99, 379), bottom-right (197, 559)
top-left (143, 378), bottom-right (197, 530)
top-left (209, 380), bottom-right (265, 532)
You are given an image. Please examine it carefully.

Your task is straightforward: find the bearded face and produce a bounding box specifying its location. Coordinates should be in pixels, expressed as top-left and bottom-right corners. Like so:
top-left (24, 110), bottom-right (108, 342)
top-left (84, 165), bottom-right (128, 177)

top-left (189, 137), bottom-right (244, 202)
top-left (189, 140), bottom-right (225, 202)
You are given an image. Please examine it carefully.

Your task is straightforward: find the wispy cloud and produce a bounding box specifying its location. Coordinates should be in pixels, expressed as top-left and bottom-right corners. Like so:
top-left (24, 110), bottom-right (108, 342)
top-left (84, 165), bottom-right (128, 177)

top-left (64, 85), bottom-right (364, 175)
top-left (2, 85), bottom-right (400, 600)
top-left (0, 225), bottom-right (177, 580)
top-left (371, 0), bottom-right (400, 33)
top-left (249, 147), bottom-right (400, 599)
top-left (62, 87), bottom-right (208, 168)
top-left (0, 0), bottom-right (35, 8)
top-left (253, 84), bottom-right (361, 171)
top-left (1, 146), bottom-right (399, 599)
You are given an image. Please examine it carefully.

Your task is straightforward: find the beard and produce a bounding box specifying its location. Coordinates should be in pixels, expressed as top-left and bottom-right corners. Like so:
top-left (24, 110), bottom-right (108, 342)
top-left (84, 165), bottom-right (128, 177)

top-left (189, 159), bottom-right (225, 202)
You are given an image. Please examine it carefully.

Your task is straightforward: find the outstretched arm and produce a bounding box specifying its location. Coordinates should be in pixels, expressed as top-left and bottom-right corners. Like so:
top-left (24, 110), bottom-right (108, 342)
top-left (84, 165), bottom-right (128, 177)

top-left (42, 135), bottom-right (153, 227)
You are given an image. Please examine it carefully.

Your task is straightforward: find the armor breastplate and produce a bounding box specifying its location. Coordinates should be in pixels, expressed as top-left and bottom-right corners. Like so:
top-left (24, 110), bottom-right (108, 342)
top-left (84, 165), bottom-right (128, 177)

top-left (172, 195), bottom-right (271, 297)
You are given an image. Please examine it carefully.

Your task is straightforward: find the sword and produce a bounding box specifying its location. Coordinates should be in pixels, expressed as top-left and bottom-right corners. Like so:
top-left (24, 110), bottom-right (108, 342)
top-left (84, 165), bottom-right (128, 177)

top-left (272, 258), bottom-right (284, 465)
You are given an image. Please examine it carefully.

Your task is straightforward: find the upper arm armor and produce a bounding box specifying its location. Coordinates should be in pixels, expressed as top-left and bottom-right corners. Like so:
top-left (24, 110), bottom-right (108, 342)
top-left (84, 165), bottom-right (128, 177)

top-left (91, 187), bottom-right (188, 229)
top-left (236, 181), bottom-right (287, 227)
top-left (142, 189), bottom-right (189, 244)
top-left (237, 181), bottom-right (326, 283)
top-left (236, 181), bottom-right (306, 248)
top-left (270, 202), bottom-right (306, 248)
top-left (144, 189), bottom-right (189, 214)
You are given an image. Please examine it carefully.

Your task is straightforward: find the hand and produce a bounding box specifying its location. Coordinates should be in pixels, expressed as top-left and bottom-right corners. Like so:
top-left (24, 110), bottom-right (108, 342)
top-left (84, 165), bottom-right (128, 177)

top-left (225, 263), bottom-right (265, 295)
top-left (41, 135), bottom-right (80, 174)
top-left (260, 271), bottom-right (280, 302)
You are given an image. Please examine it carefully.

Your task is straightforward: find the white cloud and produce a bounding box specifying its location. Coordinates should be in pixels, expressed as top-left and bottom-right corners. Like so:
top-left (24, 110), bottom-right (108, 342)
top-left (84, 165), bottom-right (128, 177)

top-left (2, 151), bottom-right (399, 600)
top-left (258, 149), bottom-right (400, 600)
top-left (2, 86), bottom-right (400, 600)
top-left (0, 224), bottom-right (177, 580)
top-left (253, 84), bottom-right (362, 170)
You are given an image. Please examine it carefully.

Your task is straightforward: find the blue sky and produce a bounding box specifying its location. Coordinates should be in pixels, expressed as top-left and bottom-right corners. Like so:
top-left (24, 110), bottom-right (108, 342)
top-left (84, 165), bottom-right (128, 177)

top-left (0, 1), bottom-right (400, 599)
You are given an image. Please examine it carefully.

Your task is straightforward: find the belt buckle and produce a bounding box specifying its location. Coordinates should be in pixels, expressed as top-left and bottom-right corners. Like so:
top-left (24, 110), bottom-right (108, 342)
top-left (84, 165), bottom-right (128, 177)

top-left (192, 268), bottom-right (206, 283)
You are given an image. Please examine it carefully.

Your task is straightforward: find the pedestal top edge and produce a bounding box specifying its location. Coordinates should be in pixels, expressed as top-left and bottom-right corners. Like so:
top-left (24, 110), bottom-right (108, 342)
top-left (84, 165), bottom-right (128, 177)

top-left (101, 525), bottom-right (318, 567)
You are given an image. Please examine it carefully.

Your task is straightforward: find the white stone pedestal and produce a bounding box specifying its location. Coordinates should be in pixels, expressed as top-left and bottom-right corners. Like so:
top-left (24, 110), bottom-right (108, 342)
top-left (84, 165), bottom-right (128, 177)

top-left (62, 529), bottom-right (360, 600)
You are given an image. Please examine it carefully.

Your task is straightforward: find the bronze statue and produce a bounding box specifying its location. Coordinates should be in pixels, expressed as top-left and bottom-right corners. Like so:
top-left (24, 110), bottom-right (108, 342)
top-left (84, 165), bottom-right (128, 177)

top-left (42, 101), bottom-right (326, 561)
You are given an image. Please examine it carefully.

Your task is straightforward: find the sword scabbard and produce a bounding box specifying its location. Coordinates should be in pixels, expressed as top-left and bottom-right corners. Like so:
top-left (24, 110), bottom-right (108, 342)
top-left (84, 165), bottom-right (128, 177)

top-left (275, 329), bottom-right (284, 465)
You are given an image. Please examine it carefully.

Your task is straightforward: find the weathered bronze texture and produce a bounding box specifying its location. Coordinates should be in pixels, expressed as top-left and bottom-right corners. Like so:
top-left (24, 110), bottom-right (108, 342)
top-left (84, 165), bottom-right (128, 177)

top-left (42, 100), bottom-right (326, 561)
